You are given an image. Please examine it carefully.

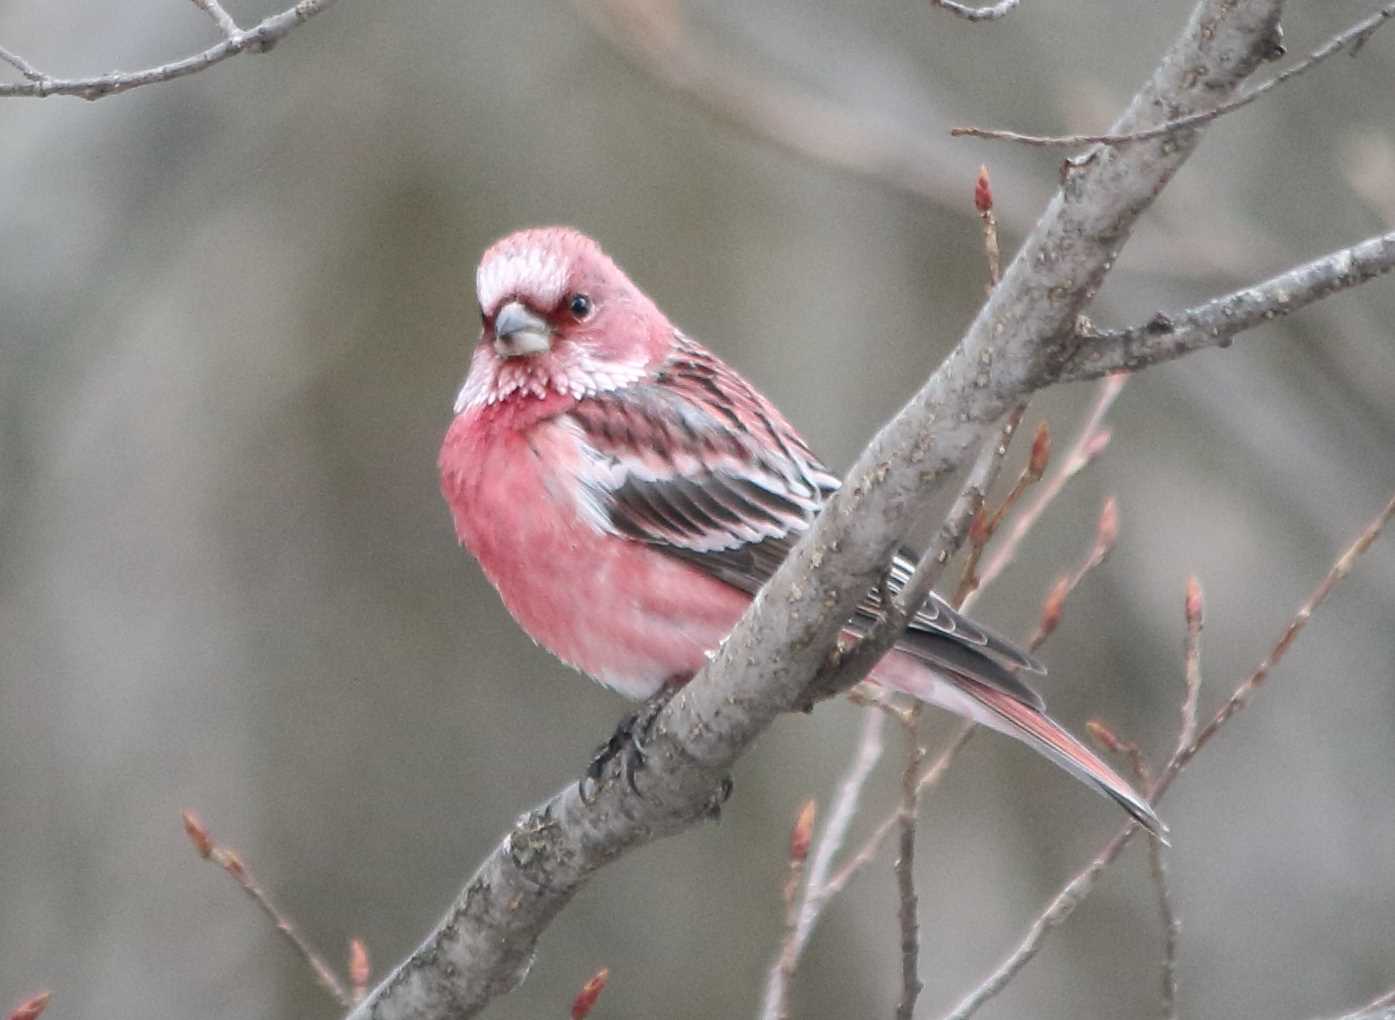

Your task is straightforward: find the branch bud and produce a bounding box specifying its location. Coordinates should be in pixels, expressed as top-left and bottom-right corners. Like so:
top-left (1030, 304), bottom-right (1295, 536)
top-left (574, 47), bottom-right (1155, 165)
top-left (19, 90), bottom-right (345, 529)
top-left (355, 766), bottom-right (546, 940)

top-left (789, 799), bottom-right (817, 864)
top-left (1086, 719), bottom-right (1125, 754)
top-left (349, 938), bottom-right (371, 996)
top-left (1037, 576), bottom-right (1069, 644)
top-left (182, 810), bottom-right (213, 860)
top-left (974, 165), bottom-right (993, 213)
top-left (1185, 576), bottom-right (1204, 628)
top-left (1094, 497), bottom-right (1119, 558)
top-left (1028, 421), bottom-right (1051, 479)
top-left (7, 993), bottom-right (51, 1020)
top-left (571, 967), bottom-right (610, 1020)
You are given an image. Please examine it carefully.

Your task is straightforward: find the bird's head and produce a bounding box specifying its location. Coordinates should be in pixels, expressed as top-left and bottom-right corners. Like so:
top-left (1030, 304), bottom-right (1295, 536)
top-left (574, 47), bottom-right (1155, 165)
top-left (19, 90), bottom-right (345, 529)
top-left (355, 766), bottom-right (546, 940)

top-left (455, 227), bottom-right (669, 412)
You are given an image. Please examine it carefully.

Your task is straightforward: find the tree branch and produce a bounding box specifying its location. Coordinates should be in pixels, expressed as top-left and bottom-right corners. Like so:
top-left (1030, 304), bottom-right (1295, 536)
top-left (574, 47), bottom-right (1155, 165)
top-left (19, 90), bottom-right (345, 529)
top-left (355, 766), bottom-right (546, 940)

top-left (0, 0), bottom-right (340, 100)
top-left (1058, 230), bottom-right (1395, 383)
top-left (951, 4), bottom-right (1391, 147)
top-left (347, 3), bottom-right (1295, 1016)
top-left (929, 0), bottom-right (1022, 23)
top-left (940, 490), bottom-right (1395, 1020)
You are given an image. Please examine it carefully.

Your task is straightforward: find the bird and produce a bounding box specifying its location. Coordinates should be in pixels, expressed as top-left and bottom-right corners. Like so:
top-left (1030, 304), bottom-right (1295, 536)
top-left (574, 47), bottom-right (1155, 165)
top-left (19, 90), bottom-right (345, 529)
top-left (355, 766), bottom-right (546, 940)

top-left (438, 226), bottom-right (1165, 839)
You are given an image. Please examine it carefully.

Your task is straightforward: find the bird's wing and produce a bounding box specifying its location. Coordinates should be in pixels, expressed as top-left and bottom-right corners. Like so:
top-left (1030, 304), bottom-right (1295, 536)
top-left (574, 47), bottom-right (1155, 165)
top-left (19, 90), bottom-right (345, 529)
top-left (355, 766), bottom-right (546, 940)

top-left (562, 335), bottom-right (1044, 703)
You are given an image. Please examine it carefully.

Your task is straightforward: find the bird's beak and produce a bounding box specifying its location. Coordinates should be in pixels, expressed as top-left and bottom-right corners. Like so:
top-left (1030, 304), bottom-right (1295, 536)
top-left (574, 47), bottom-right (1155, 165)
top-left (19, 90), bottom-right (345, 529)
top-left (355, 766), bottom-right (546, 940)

top-left (493, 301), bottom-right (552, 357)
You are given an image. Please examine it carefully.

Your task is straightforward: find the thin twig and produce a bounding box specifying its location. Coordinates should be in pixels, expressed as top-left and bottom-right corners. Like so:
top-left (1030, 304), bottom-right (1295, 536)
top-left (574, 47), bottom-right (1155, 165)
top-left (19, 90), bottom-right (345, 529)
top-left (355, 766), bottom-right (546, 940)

top-left (930, 0), bottom-right (1022, 23)
top-left (0, 45), bottom-right (43, 81)
top-left (894, 710), bottom-right (926, 1020)
top-left (1087, 722), bottom-right (1179, 1020)
top-left (189, 0), bottom-right (242, 40)
top-left (1331, 982), bottom-right (1395, 1020)
top-left (939, 491), bottom-right (1395, 1020)
top-left (819, 721), bottom-right (976, 902)
top-left (975, 374), bottom-right (1126, 594)
top-left (181, 810), bottom-right (351, 1007)
top-left (1179, 578), bottom-right (1204, 754)
top-left (1027, 497), bottom-right (1119, 651)
top-left (761, 708), bottom-right (886, 1020)
top-left (952, 5), bottom-right (1393, 147)
top-left (953, 409), bottom-right (1039, 605)
top-left (771, 800), bottom-right (817, 1020)
top-left (974, 166), bottom-right (1002, 290)
top-left (0, 0), bottom-right (340, 100)
top-left (5, 992), bottom-right (51, 1020)
top-left (1059, 230), bottom-right (1395, 383)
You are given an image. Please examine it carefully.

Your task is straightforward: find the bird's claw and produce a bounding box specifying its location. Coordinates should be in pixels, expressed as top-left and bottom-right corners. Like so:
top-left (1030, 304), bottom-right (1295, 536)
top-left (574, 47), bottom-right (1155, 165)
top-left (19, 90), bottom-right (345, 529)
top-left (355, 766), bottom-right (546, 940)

top-left (579, 680), bottom-right (682, 804)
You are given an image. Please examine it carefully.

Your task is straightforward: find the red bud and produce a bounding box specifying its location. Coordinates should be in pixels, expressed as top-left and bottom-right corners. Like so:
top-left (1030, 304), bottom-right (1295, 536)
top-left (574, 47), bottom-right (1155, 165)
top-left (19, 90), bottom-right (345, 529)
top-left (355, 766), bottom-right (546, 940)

top-left (182, 810), bottom-right (213, 860)
top-left (349, 938), bottom-right (371, 994)
top-left (1037, 576), bottom-right (1069, 643)
top-left (571, 967), bottom-right (610, 1020)
top-left (974, 165), bottom-right (993, 213)
top-left (7, 992), bottom-right (51, 1020)
top-left (789, 799), bottom-right (817, 864)
top-left (1027, 422), bottom-right (1051, 478)
top-left (1094, 497), bottom-right (1119, 557)
top-left (1185, 576), bottom-right (1204, 628)
top-left (1086, 719), bottom-right (1124, 754)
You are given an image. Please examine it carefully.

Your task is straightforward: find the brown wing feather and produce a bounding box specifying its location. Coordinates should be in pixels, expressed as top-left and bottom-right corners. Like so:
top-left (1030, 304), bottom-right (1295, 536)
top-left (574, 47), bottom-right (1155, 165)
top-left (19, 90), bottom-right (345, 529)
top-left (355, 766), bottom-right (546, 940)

top-left (564, 333), bottom-right (1046, 706)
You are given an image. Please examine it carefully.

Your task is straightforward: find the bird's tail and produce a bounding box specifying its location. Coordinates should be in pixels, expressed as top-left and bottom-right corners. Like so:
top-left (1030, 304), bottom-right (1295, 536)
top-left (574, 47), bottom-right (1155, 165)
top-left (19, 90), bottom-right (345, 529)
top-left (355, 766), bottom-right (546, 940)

top-left (876, 653), bottom-right (1168, 842)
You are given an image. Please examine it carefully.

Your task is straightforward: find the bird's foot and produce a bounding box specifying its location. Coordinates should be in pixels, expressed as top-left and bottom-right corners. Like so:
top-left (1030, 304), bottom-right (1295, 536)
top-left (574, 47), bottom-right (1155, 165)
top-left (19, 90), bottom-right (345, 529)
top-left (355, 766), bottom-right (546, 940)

top-left (579, 678), bottom-right (684, 803)
top-left (704, 775), bottom-right (735, 821)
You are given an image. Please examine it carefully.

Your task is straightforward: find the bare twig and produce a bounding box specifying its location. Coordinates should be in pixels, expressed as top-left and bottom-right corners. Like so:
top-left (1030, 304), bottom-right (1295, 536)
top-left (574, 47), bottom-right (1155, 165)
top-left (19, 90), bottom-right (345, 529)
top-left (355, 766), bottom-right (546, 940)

top-left (1087, 721), bottom-right (1179, 1020)
top-left (1060, 229), bottom-right (1395, 383)
top-left (952, 409), bottom-right (1040, 606)
top-left (974, 166), bottom-right (1002, 289)
top-left (820, 721), bottom-right (977, 902)
top-left (0, 45), bottom-right (43, 81)
top-left (1331, 982), bottom-right (1395, 1020)
top-left (181, 810), bottom-right (351, 1007)
top-left (761, 710), bottom-right (886, 1020)
top-left (976, 373), bottom-right (1126, 594)
top-left (189, 0), bottom-right (242, 40)
top-left (0, 0), bottom-right (341, 100)
top-left (940, 491), bottom-right (1395, 1020)
top-left (952, 5), bottom-right (1392, 147)
top-left (930, 0), bottom-right (1022, 23)
top-left (894, 711), bottom-right (927, 1020)
top-left (771, 800), bottom-right (817, 1020)
top-left (1179, 578), bottom-right (1205, 754)
top-left (1027, 497), bottom-right (1119, 651)
top-left (5, 992), bottom-right (50, 1020)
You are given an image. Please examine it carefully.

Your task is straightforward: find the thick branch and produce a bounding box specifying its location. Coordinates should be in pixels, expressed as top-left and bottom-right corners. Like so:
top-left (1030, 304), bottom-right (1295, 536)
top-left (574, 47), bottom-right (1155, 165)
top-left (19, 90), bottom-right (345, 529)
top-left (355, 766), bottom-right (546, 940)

top-left (1059, 230), bottom-right (1395, 382)
top-left (348, 3), bottom-right (1288, 1017)
top-left (0, 0), bottom-right (339, 100)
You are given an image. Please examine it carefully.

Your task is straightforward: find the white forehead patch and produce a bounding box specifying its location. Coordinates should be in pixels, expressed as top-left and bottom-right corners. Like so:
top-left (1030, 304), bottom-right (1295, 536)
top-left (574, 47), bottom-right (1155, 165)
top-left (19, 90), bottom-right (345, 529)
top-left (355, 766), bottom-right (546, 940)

top-left (476, 245), bottom-right (569, 317)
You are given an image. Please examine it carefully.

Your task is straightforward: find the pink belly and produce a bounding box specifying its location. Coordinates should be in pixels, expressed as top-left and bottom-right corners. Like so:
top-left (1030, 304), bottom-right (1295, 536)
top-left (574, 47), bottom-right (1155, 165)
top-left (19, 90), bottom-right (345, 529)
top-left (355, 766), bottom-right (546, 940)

top-left (441, 414), bottom-right (752, 700)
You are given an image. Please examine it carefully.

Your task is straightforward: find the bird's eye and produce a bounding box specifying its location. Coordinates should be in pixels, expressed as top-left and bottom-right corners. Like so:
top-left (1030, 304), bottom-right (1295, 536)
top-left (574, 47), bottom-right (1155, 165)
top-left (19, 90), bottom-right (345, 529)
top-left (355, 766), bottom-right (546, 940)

top-left (568, 293), bottom-right (593, 319)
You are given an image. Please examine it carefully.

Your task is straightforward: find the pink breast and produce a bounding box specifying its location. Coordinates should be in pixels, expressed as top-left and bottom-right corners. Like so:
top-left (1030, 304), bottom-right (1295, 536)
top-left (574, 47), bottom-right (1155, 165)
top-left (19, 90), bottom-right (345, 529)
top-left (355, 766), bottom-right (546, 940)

top-left (440, 410), bottom-right (751, 700)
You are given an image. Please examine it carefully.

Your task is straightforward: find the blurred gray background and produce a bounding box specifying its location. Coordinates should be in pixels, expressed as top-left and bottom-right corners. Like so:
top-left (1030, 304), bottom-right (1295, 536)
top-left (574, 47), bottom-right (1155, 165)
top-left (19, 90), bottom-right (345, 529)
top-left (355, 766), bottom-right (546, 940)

top-left (2, 1), bottom-right (1394, 1017)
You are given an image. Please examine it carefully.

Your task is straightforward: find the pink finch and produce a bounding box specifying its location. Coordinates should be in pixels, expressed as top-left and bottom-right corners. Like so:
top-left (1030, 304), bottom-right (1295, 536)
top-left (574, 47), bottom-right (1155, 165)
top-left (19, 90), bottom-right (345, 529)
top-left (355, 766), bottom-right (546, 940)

top-left (439, 227), bottom-right (1164, 838)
